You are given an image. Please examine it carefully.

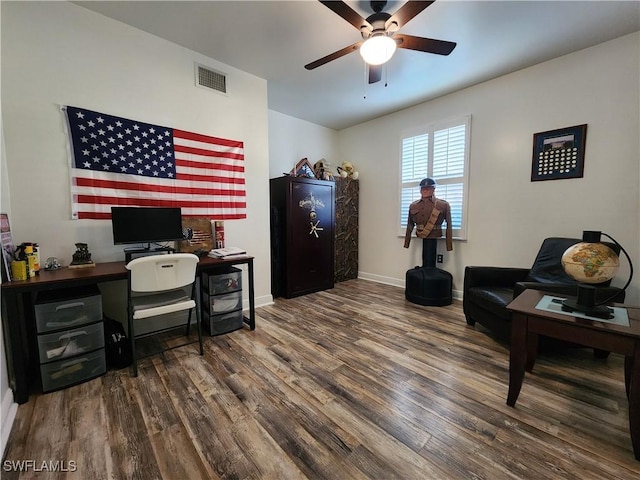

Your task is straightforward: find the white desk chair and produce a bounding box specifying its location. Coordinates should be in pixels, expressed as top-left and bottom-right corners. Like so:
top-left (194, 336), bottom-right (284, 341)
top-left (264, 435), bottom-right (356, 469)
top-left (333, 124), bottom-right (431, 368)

top-left (125, 253), bottom-right (203, 376)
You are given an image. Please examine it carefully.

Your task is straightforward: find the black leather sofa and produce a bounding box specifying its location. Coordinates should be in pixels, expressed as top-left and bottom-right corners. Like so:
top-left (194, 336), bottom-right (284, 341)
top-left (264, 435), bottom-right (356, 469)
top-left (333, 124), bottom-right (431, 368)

top-left (463, 237), bottom-right (625, 342)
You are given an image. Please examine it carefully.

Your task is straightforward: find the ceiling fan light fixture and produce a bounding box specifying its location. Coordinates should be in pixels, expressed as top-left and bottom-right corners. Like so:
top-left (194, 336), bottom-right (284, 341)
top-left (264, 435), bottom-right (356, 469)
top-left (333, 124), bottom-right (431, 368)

top-left (359, 34), bottom-right (396, 65)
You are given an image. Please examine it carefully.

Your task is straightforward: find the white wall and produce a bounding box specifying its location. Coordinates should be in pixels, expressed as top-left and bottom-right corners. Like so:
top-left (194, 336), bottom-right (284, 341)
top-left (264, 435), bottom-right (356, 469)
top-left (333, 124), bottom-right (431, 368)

top-left (268, 110), bottom-right (338, 179)
top-left (1, 0), bottom-right (272, 451)
top-left (339, 32), bottom-right (640, 304)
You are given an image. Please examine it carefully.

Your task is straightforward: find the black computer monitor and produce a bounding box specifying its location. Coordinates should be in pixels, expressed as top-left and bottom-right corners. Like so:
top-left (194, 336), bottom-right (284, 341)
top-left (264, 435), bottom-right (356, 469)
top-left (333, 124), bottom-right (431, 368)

top-left (110, 207), bottom-right (184, 246)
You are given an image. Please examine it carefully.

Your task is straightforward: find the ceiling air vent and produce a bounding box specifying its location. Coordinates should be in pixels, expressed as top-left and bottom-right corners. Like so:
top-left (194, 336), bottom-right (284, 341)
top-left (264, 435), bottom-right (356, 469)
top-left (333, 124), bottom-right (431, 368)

top-left (195, 64), bottom-right (226, 94)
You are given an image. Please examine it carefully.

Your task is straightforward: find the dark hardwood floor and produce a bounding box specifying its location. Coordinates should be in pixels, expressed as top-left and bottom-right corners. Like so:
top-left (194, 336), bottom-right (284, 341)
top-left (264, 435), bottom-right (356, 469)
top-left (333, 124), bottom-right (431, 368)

top-left (3, 279), bottom-right (640, 479)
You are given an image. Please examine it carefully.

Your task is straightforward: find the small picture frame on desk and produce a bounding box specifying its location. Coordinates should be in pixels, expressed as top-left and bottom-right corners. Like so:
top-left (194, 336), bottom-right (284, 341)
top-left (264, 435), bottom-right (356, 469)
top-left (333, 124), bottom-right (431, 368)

top-left (178, 217), bottom-right (214, 254)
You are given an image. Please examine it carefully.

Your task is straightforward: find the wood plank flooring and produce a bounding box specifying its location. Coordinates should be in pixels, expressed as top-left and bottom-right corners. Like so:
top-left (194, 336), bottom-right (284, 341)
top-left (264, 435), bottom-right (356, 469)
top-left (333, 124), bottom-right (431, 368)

top-left (3, 279), bottom-right (640, 479)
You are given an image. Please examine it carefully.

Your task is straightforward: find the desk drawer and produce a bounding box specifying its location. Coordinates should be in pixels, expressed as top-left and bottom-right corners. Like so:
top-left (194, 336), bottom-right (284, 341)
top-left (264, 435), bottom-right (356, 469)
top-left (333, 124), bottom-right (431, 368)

top-left (202, 291), bottom-right (242, 314)
top-left (40, 348), bottom-right (106, 393)
top-left (35, 294), bottom-right (102, 333)
top-left (202, 268), bottom-right (242, 295)
top-left (204, 309), bottom-right (243, 336)
top-left (37, 321), bottom-right (105, 364)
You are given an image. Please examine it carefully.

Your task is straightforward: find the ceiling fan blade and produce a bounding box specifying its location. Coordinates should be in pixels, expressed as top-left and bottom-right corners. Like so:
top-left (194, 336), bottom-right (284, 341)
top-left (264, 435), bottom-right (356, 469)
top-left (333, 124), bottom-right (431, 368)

top-left (395, 34), bottom-right (456, 56)
top-left (369, 65), bottom-right (382, 84)
top-left (319, 1), bottom-right (370, 30)
top-left (305, 41), bottom-right (363, 70)
top-left (387, 1), bottom-right (435, 30)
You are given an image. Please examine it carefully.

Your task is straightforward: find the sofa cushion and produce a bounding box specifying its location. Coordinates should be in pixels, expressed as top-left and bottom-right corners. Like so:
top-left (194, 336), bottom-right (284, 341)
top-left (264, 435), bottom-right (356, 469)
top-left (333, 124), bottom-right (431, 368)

top-left (467, 287), bottom-right (514, 321)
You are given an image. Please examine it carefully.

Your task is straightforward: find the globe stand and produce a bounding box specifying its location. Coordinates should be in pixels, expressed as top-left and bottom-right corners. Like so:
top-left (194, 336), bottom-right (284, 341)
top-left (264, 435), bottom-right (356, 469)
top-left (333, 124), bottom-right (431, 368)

top-left (561, 285), bottom-right (614, 319)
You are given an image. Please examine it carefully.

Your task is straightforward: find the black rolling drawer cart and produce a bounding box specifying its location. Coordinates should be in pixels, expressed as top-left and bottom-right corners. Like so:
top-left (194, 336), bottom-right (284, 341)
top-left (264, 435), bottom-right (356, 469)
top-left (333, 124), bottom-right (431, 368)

top-left (34, 285), bottom-right (106, 392)
top-left (201, 267), bottom-right (244, 335)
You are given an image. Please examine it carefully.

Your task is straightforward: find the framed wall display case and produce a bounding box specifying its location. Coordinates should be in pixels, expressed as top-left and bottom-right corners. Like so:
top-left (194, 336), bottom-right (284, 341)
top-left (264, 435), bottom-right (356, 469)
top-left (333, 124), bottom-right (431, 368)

top-left (531, 124), bottom-right (587, 181)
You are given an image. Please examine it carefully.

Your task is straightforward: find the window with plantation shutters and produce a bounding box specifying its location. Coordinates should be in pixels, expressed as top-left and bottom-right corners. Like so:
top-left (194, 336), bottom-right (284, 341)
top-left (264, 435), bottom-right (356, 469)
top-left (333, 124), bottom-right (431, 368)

top-left (399, 115), bottom-right (470, 240)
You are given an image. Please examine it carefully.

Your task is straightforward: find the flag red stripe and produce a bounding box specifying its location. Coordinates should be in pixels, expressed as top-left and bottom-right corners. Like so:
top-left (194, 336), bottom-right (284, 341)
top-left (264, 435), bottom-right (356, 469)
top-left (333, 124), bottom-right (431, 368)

top-left (77, 212), bottom-right (112, 220)
top-left (173, 129), bottom-right (244, 149)
top-left (175, 158), bottom-right (245, 172)
top-left (176, 172), bottom-right (245, 184)
top-left (76, 195), bottom-right (246, 209)
top-left (74, 177), bottom-right (246, 196)
top-left (174, 144), bottom-right (244, 161)
top-left (77, 211), bottom-right (247, 220)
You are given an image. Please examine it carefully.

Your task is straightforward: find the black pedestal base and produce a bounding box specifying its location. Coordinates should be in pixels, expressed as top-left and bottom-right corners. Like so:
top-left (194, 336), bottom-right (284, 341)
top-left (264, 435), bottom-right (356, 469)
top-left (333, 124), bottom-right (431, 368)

top-left (561, 284), bottom-right (614, 319)
top-left (561, 299), bottom-right (613, 319)
top-left (405, 266), bottom-right (453, 306)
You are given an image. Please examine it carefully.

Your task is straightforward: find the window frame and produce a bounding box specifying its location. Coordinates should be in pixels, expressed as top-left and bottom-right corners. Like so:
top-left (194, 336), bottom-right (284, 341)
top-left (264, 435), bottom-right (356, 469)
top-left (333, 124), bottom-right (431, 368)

top-left (398, 114), bottom-right (471, 240)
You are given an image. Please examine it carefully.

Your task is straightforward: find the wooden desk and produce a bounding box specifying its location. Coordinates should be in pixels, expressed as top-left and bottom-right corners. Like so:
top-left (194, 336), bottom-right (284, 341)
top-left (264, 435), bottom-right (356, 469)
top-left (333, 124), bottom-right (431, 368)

top-left (506, 289), bottom-right (640, 460)
top-left (1, 255), bottom-right (255, 404)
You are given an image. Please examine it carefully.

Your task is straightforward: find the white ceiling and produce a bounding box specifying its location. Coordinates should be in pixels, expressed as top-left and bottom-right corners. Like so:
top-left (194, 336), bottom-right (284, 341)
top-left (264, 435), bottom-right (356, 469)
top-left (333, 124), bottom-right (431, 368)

top-left (74, 1), bottom-right (640, 130)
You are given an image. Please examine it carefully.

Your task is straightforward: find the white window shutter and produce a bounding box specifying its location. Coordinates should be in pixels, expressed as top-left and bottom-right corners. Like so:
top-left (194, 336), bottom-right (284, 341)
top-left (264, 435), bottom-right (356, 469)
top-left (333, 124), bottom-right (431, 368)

top-left (399, 116), bottom-right (470, 238)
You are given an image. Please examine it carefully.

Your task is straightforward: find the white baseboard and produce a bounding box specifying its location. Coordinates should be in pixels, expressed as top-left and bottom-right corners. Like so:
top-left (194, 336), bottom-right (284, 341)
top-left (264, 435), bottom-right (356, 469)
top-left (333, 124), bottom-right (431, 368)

top-left (357, 271), bottom-right (463, 301)
top-left (244, 294), bottom-right (273, 311)
top-left (357, 271), bottom-right (404, 288)
top-left (1, 388), bottom-right (17, 458)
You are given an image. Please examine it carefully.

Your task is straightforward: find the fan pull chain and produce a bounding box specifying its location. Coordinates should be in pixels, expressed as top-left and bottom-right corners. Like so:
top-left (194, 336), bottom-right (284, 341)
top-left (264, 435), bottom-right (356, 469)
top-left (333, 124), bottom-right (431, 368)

top-left (363, 63), bottom-right (368, 99)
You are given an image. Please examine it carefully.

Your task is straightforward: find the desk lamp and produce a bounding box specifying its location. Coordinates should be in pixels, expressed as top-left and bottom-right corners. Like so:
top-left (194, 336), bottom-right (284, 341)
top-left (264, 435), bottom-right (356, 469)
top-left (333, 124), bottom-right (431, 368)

top-left (560, 230), bottom-right (633, 318)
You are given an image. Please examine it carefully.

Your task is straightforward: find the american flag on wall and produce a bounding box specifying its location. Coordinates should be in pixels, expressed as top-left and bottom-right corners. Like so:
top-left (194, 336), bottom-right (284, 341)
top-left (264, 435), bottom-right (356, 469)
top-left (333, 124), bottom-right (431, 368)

top-left (62, 106), bottom-right (246, 220)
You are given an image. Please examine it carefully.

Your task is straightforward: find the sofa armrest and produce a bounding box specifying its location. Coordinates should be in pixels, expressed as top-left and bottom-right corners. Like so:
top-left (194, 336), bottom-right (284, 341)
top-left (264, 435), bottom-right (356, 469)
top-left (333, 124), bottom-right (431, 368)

top-left (464, 266), bottom-right (530, 290)
top-left (513, 282), bottom-right (577, 298)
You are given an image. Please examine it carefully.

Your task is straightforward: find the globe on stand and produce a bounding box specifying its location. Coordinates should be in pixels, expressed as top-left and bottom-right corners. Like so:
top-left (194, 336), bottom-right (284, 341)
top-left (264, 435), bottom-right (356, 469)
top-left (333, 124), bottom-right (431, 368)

top-left (562, 242), bottom-right (620, 284)
top-left (560, 231), bottom-right (620, 318)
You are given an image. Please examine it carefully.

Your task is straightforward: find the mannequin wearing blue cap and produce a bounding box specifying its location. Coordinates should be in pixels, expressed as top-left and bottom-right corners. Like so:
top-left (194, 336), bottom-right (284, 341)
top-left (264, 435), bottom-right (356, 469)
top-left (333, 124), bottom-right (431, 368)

top-left (403, 178), bottom-right (453, 251)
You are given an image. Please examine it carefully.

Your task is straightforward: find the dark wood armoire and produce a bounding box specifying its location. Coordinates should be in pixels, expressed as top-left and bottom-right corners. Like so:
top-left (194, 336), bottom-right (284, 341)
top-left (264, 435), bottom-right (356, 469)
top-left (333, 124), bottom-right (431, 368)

top-left (270, 176), bottom-right (335, 298)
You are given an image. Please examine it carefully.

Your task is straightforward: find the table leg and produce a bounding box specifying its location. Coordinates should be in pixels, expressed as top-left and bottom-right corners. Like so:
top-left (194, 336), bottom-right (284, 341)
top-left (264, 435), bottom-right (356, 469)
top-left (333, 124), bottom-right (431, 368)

top-left (625, 354), bottom-right (632, 400)
top-left (247, 258), bottom-right (255, 330)
top-left (507, 313), bottom-right (528, 407)
top-left (628, 341), bottom-right (640, 461)
top-left (1, 290), bottom-right (30, 404)
top-left (526, 332), bottom-right (539, 373)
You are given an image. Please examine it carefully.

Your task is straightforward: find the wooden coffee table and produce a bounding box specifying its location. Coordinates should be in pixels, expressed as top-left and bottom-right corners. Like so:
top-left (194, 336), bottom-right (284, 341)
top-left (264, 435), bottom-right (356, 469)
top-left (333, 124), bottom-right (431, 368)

top-left (506, 288), bottom-right (640, 460)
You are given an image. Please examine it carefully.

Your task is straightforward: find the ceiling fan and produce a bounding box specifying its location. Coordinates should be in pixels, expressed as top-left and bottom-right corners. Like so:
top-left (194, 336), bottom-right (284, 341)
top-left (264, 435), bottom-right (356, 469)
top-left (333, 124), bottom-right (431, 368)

top-left (305, 1), bottom-right (457, 84)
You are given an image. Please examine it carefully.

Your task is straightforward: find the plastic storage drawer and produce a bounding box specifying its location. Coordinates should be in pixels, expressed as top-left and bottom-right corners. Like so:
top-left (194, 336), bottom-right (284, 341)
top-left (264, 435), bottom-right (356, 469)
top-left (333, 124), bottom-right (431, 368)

top-left (201, 267), bottom-right (242, 295)
top-left (35, 290), bottom-right (102, 333)
top-left (204, 309), bottom-right (243, 336)
top-left (202, 290), bottom-right (242, 314)
top-left (40, 348), bottom-right (106, 392)
top-left (37, 321), bottom-right (105, 364)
